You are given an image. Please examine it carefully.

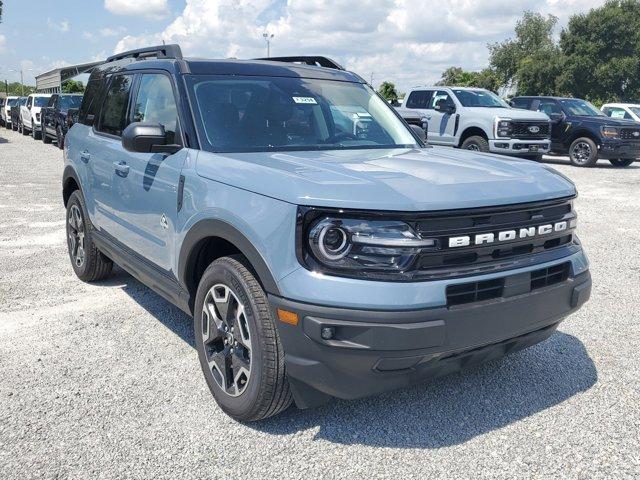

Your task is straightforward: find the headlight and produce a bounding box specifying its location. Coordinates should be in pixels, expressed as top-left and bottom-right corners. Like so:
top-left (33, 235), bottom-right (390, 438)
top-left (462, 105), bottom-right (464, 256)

top-left (601, 126), bottom-right (619, 138)
top-left (300, 211), bottom-right (438, 277)
top-left (495, 118), bottom-right (513, 138)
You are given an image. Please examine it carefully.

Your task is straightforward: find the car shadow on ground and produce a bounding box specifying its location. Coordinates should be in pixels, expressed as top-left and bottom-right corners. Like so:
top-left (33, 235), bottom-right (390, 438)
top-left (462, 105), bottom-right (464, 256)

top-left (541, 155), bottom-right (639, 169)
top-left (110, 267), bottom-right (597, 449)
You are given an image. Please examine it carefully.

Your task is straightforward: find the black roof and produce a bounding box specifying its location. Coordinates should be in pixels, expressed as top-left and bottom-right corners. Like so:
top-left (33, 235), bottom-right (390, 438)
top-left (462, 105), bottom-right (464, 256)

top-left (98, 45), bottom-right (363, 83)
top-left (513, 95), bottom-right (577, 101)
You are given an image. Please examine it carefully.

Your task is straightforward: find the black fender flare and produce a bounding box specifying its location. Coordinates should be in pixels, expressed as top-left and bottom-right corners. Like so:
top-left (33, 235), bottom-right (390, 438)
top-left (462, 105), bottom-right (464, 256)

top-left (178, 219), bottom-right (281, 297)
top-left (62, 164), bottom-right (82, 206)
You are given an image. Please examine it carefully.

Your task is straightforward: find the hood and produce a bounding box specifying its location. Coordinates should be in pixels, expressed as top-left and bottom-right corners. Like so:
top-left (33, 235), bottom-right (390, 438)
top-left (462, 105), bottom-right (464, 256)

top-left (195, 147), bottom-right (575, 211)
top-left (470, 107), bottom-right (549, 122)
top-left (570, 114), bottom-right (640, 127)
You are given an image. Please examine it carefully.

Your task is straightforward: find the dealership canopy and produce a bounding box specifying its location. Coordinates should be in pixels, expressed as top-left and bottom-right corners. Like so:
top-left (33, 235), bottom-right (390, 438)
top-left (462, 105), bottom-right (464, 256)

top-left (35, 61), bottom-right (102, 93)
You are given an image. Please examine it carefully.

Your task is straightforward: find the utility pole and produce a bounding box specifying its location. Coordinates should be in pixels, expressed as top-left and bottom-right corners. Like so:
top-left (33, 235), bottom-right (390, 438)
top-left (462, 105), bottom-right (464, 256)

top-left (262, 32), bottom-right (274, 58)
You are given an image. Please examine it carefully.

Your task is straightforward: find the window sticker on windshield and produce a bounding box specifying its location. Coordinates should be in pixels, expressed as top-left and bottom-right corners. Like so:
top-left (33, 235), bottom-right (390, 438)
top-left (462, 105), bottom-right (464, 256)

top-left (292, 96), bottom-right (317, 104)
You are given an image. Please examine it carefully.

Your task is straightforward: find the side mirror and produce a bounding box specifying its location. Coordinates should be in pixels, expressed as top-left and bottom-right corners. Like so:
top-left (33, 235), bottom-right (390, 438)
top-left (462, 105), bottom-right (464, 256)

top-left (410, 124), bottom-right (427, 144)
top-left (435, 103), bottom-right (455, 114)
top-left (549, 113), bottom-right (564, 122)
top-left (122, 122), bottom-right (182, 154)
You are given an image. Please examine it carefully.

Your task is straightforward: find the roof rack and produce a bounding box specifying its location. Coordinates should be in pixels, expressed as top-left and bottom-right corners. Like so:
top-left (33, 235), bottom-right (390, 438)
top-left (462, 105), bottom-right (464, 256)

top-left (256, 56), bottom-right (344, 70)
top-left (106, 44), bottom-right (183, 63)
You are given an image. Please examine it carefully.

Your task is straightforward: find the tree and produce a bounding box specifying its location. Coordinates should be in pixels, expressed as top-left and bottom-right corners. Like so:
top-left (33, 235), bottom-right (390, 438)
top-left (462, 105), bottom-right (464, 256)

top-left (378, 81), bottom-right (399, 103)
top-left (558, 0), bottom-right (640, 104)
top-left (5, 82), bottom-right (35, 96)
top-left (488, 11), bottom-right (560, 94)
top-left (62, 79), bottom-right (85, 93)
top-left (436, 67), bottom-right (500, 91)
top-left (0, 1), bottom-right (3, 23)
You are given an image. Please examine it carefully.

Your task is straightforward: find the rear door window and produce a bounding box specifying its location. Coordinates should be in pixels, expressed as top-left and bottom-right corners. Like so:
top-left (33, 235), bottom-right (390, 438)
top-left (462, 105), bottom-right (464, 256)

top-left (405, 90), bottom-right (432, 109)
top-left (511, 97), bottom-right (532, 110)
top-left (97, 74), bottom-right (134, 137)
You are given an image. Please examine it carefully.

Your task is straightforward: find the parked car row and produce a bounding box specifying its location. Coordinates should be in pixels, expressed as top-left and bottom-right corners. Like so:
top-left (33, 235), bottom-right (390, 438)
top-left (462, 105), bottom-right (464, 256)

top-left (2, 92), bottom-right (82, 149)
top-left (395, 86), bottom-right (640, 167)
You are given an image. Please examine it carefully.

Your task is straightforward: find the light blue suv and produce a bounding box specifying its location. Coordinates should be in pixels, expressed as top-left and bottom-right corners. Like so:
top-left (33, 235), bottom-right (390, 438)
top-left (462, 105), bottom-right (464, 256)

top-left (63, 45), bottom-right (591, 421)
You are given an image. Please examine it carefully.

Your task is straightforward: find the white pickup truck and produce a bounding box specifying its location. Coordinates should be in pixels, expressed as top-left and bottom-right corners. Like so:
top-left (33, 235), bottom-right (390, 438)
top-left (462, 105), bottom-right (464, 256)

top-left (396, 86), bottom-right (551, 160)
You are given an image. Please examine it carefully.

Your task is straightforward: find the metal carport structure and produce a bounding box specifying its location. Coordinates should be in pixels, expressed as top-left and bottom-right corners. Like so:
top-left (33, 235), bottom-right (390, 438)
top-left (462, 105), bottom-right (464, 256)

top-left (35, 60), bottom-right (103, 93)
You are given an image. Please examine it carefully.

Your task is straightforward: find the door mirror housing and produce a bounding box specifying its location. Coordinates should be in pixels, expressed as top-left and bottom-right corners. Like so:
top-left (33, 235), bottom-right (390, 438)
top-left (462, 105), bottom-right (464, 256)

top-left (434, 103), bottom-right (456, 114)
top-left (122, 122), bottom-right (182, 154)
top-left (549, 112), bottom-right (564, 122)
top-left (410, 124), bottom-right (427, 144)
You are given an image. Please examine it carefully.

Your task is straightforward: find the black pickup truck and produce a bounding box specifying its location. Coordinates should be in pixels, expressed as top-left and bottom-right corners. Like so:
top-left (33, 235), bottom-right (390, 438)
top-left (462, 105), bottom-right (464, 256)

top-left (511, 96), bottom-right (640, 167)
top-left (41, 93), bottom-right (83, 148)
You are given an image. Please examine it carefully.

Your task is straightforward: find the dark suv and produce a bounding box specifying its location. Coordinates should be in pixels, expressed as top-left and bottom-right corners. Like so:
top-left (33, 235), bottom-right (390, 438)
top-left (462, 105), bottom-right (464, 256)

top-left (511, 96), bottom-right (640, 167)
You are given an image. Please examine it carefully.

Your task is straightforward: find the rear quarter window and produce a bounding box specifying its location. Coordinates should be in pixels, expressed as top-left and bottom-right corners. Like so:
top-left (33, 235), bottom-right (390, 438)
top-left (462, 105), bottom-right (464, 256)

top-left (79, 71), bottom-right (105, 125)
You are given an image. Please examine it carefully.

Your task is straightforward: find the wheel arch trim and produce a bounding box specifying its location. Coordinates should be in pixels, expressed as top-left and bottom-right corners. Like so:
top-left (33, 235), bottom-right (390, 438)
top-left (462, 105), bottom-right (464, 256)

top-left (178, 218), bottom-right (281, 298)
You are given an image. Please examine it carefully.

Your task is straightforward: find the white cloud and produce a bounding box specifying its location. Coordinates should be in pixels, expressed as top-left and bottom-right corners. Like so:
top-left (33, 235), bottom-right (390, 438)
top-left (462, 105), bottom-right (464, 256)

top-left (114, 0), bottom-right (607, 92)
top-left (82, 31), bottom-right (94, 40)
top-left (0, 34), bottom-right (6, 54)
top-left (104, 0), bottom-right (169, 20)
top-left (47, 18), bottom-right (70, 33)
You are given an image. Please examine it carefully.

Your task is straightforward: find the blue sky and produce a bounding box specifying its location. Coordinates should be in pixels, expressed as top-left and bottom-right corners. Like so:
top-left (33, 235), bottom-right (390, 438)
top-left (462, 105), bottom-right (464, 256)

top-left (0, 0), bottom-right (606, 92)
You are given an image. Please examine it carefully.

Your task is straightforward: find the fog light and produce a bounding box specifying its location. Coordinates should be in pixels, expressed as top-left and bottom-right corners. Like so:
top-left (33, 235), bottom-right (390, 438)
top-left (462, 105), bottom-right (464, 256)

top-left (321, 326), bottom-right (335, 340)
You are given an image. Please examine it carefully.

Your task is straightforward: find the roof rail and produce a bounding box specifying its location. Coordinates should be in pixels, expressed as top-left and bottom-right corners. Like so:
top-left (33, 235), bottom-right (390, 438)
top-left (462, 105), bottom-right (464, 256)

top-left (256, 56), bottom-right (344, 70)
top-left (106, 44), bottom-right (183, 63)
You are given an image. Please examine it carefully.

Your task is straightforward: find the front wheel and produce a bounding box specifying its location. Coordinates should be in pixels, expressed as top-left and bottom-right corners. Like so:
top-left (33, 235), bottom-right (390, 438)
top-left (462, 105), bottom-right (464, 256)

top-left (21, 121), bottom-right (29, 136)
top-left (65, 191), bottom-right (113, 282)
top-left (609, 158), bottom-right (634, 167)
top-left (461, 135), bottom-right (490, 152)
top-left (569, 137), bottom-right (598, 167)
top-left (194, 256), bottom-right (292, 421)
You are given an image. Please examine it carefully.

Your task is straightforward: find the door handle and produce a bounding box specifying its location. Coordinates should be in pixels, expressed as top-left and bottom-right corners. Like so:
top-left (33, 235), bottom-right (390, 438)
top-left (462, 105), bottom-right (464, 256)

top-left (114, 161), bottom-right (130, 178)
top-left (80, 150), bottom-right (91, 163)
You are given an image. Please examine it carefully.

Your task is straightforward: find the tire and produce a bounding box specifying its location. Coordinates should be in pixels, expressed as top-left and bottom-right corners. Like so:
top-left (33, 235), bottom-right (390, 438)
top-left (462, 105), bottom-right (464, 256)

top-left (609, 158), bottom-right (634, 167)
top-left (32, 122), bottom-right (40, 140)
top-left (461, 135), bottom-right (490, 152)
top-left (21, 121), bottom-right (29, 136)
top-left (569, 137), bottom-right (598, 167)
top-left (12, 120), bottom-right (17, 131)
top-left (194, 256), bottom-right (292, 421)
top-left (65, 190), bottom-right (113, 282)
top-left (56, 125), bottom-right (65, 149)
top-left (42, 125), bottom-right (52, 143)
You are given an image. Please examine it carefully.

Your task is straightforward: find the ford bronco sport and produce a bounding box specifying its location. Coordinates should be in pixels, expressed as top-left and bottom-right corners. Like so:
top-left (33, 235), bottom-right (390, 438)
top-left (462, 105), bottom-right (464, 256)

top-left (63, 45), bottom-right (591, 421)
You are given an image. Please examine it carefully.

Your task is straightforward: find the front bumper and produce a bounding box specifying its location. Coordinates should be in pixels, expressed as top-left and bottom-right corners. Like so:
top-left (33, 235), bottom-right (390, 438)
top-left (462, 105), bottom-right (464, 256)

top-left (489, 139), bottom-right (550, 156)
top-left (598, 140), bottom-right (640, 159)
top-left (271, 267), bottom-right (591, 408)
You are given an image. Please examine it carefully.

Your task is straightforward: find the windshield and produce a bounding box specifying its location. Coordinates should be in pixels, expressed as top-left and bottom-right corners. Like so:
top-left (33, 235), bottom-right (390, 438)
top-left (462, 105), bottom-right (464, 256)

top-left (187, 75), bottom-right (417, 153)
top-left (452, 89), bottom-right (508, 108)
top-left (7, 98), bottom-right (18, 107)
top-left (559, 99), bottom-right (603, 116)
top-left (59, 95), bottom-right (83, 109)
top-left (18, 97), bottom-right (28, 106)
top-left (629, 107), bottom-right (640, 118)
top-left (34, 97), bottom-right (50, 107)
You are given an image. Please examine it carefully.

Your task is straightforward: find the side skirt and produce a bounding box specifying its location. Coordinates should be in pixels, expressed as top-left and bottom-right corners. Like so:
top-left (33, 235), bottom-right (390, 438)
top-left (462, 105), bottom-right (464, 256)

top-left (92, 230), bottom-right (193, 316)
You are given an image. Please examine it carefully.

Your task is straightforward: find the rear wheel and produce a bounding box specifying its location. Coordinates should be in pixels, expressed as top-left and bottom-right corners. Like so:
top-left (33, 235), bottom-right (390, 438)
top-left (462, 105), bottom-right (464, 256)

top-left (21, 120), bottom-right (28, 136)
top-left (569, 137), bottom-right (598, 167)
top-left (461, 135), bottom-right (490, 152)
top-left (609, 158), bottom-right (634, 167)
top-left (65, 191), bottom-right (113, 282)
top-left (194, 256), bottom-right (292, 421)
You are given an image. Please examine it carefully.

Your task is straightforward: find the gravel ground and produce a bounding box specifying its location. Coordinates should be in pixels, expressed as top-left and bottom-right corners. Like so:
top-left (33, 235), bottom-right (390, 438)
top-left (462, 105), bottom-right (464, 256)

top-left (0, 127), bottom-right (639, 479)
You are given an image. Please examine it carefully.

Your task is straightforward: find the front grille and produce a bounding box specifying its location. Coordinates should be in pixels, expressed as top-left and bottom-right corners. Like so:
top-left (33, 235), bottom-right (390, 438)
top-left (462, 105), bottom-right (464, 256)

top-left (531, 262), bottom-right (570, 290)
top-left (620, 128), bottom-right (640, 140)
top-left (447, 262), bottom-right (571, 307)
top-left (446, 278), bottom-right (504, 306)
top-left (412, 197), bottom-right (578, 280)
top-left (511, 121), bottom-right (550, 139)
